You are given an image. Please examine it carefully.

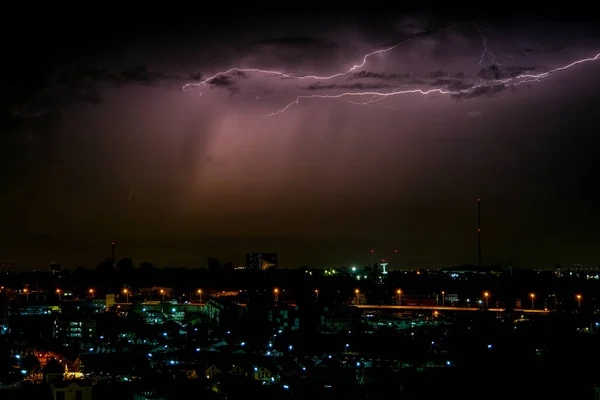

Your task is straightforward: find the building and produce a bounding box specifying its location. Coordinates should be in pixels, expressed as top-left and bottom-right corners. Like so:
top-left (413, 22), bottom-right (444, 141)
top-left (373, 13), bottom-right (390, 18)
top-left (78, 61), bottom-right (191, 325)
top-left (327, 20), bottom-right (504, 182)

top-left (18, 305), bottom-right (59, 316)
top-left (319, 305), bottom-right (360, 333)
top-left (268, 304), bottom-right (300, 331)
top-left (245, 253), bottom-right (278, 270)
top-left (50, 380), bottom-right (92, 400)
top-left (53, 316), bottom-right (97, 341)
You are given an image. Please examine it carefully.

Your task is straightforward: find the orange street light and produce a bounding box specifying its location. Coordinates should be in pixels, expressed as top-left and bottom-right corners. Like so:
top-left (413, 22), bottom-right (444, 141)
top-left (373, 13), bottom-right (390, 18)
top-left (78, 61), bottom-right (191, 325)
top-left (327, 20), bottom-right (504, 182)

top-left (483, 291), bottom-right (490, 308)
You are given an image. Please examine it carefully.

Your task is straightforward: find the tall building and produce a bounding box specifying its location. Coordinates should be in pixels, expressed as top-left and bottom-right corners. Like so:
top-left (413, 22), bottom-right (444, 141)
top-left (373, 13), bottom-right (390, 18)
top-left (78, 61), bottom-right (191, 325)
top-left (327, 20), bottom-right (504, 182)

top-left (246, 253), bottom-right (278, 270)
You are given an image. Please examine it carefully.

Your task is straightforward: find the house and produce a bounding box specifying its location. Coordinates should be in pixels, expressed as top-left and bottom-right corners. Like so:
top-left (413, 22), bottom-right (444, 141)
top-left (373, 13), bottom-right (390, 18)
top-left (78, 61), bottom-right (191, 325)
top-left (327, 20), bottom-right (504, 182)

top-left (204, 365), bottom-right (221, 379)
top-left (252, 366), bottom-right (272, 381)
top-left (50, 380), bottom-right (92, 400)
top-left (42, 357), bottom-right (66, 383)
top-left (171, 365), bottom-right (199, 379)
top-left (229, 365), bottom-right (244, 376)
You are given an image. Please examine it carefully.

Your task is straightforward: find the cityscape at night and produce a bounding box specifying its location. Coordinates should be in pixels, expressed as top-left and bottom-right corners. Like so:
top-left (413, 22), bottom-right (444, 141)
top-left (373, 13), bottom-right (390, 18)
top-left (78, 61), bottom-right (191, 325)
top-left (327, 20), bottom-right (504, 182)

top-left (2, 8), bottom-right (600, 400)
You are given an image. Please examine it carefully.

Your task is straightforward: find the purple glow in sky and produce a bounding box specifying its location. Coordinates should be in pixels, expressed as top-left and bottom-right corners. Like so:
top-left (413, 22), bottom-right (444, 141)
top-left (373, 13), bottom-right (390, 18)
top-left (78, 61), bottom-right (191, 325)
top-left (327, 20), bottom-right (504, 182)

top-left (2, 14), bottom-right (600, 269)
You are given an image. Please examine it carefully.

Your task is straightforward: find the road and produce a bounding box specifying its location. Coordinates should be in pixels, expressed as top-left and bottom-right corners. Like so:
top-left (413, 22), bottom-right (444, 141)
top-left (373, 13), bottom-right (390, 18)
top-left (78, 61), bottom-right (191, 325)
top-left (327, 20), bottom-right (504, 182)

top-left (352, 305), bottom-right (550, 313)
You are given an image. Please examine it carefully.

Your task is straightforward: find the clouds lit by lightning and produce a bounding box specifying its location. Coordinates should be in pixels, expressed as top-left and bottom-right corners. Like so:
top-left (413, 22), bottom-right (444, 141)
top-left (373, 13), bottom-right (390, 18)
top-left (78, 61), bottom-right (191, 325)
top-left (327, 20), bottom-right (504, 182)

top-left (182, 23), bottom-right (600, 117)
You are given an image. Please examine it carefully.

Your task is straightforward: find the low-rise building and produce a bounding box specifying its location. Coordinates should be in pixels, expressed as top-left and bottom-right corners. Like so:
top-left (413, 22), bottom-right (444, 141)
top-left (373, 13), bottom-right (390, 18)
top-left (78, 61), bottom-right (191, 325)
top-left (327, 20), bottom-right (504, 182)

top-left (50, 380), bottom-right (93, 400)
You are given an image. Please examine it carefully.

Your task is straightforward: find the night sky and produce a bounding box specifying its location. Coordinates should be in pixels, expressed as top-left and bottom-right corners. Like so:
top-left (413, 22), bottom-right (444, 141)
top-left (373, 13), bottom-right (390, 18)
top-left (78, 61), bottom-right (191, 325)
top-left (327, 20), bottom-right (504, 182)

top-left (2, 11), bottom-right (600, 269)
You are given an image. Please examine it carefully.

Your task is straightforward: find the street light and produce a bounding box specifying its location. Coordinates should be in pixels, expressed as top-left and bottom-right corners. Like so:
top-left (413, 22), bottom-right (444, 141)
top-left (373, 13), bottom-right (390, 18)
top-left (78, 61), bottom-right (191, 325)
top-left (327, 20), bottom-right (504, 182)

top-left (530, 293), bottom-right (535, 310)
top-left (273, 288), bottom-right (279, 302)
top-left (441, 291), bottom-right (445, 307)
top-left (197, 289), bottom-right (202, 303)
top-left (23, 288), bottom-right (29, 301)
top-left (89, 289), bottom-right (95, 298)
top-left (396, 289), bottom-right (402, 306)
top-left (483, 291), bottom-right (489, 308)
top-left (123, 288), bottom-right (129, 303)
top-left (354, 289), bottom-right (360, 305)
top-left (160, 289), bottom-right (165, 301)
top-left (314, 289), bottom-right (319, 299)
top-left (576, 294), bottom-right (582, 308)
top-left (345, 343), bottom-right (349, 354)
top-left (56, 289), bottom-right (61, 300)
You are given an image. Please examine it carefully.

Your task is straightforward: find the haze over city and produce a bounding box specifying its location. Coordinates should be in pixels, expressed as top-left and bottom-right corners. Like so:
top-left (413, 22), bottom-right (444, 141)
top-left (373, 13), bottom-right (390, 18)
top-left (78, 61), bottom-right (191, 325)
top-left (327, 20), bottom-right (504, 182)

top-left (2, 11), bottom-right (600, 269)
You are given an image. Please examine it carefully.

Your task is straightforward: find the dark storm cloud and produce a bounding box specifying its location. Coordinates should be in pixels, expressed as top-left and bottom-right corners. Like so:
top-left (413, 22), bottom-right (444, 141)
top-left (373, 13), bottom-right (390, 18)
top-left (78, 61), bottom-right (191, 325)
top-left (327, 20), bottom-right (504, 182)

top-left (81, 91), bottom-right (103, 105)
top-left (478, 65), bottom-right (537, 80)
top-left (189, 72), bottom-right (203, 81)
top-left (257, 36), bottom-right (326, 47)
top-left (350, 71), bottom-right (411, 80)
top-left (208, 76), bottom-right (234, 87)
top-left (446, 81), bottom-right (471, 90)
top-left (478, 65), bottom-right (501, 80)
top-left (206, 73), bottom-right (247, 96)
top-left (1, 63), bottom-right (182, 128)
top-left (73, 65), bottom-right (108, 81)
top-left (57, 64), bottom-right (172, 86)
top-left (452, 84), bottom-right (506, 99)
top-left (121, 65), bottom-right (154, 83)
top-left (302, 82), bottom-right (391, 91)
top-left (350, 70), bottom-right (470, 89)
top-left (504, 66), bottom-right (536, 77)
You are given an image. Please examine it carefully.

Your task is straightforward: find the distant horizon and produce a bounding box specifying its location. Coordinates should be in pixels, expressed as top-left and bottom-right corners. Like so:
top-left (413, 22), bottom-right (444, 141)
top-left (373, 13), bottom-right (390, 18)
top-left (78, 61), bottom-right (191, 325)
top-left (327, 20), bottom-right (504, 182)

top-left (2, 255), bottom-right (595, 272)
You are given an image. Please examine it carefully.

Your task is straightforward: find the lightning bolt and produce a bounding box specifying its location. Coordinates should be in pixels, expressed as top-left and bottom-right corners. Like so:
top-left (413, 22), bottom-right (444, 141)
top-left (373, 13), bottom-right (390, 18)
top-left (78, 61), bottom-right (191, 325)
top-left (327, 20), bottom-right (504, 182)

top-left (265, 52), bottom-right (600, 116)
top-left (473, 25), bottom-right (501, 66)
top-left (182, 23), bottom-right (600, 117)
top-left (182, 24), bottom-right (460, 92)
